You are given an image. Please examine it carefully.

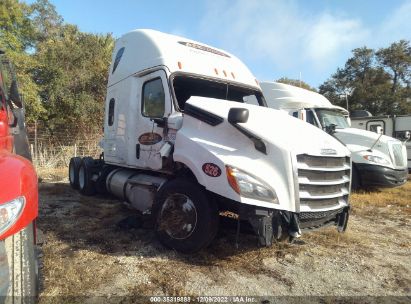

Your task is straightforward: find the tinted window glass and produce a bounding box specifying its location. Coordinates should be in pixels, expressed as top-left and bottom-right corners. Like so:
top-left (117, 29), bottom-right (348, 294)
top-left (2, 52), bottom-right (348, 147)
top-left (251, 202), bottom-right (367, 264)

top-left (112, 47), bottom-right (125, 74)
top-left (142, 78), bottom-right (165, 118)
top-left (173, 75), bottom-right (264, 110)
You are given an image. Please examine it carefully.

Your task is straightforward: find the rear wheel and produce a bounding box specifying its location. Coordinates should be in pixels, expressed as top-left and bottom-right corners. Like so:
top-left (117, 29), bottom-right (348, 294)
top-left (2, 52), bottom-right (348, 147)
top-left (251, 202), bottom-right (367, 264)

top-left (1, 222), bottom-right (38, 303)
top-left (69, 157), bottom-right (82, 189)
top-left (154, 179), bottom-right (219, 253)
top-left (78, 157), bottom-right (97, 196)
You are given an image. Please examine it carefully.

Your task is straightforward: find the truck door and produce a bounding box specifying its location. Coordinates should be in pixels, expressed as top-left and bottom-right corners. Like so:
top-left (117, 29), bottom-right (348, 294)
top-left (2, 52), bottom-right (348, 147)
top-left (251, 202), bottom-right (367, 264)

top-left (128, 70), bottom-right (172, 170)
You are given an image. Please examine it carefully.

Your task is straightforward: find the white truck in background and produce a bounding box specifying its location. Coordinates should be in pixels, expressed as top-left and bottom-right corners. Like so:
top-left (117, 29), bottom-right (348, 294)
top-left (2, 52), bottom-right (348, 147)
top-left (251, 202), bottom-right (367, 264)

top-left (350, 112), bottom-right (411, 172)
top-left (69, 29), bottom-right (351, 253)
top-left (260, 81), bottom-right (408, 189)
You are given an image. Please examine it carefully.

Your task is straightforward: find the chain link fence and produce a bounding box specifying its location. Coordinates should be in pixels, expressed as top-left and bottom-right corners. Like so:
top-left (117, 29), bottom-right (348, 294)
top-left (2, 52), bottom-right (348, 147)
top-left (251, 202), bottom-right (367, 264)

top-left (26, 122), bottom-right (103, 170)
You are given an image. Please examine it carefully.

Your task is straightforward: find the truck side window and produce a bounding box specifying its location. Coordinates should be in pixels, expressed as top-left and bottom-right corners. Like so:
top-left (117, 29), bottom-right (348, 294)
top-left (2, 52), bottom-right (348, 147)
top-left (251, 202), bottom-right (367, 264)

top-left (108, 98), bottom-right (115, 126)
top-left (112, 47), bottom-right (125, 74)
top-left (243, 95), bottom-right (259, 106)
top-left (142, 78), bottom-right (165, 118)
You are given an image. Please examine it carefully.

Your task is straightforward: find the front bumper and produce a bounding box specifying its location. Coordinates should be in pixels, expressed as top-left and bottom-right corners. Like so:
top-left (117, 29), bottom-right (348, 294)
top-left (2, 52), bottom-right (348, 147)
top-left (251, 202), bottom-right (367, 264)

top-left (240, 205), bottom-right (349, 246)
top-left (356, 163), bottom-right (408, 188)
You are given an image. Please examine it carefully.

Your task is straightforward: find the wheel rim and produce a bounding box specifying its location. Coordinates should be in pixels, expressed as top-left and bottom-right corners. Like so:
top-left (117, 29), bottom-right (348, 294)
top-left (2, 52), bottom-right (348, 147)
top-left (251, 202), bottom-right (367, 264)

top-left (79, 166), bottom-right (86, 189)
top-left (69, 163), bottom-right (75, 183)
top-left (158, 193), bottom-right (197, 240)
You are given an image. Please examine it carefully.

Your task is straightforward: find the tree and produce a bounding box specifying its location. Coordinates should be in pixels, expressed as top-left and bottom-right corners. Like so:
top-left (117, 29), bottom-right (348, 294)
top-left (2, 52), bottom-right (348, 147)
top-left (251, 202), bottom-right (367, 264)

top-left (0, 0), bottom-right (45, 122)
top-left (376, 40), bottom-right (411, 93)
top-left (34, 24), bottom-right (114, 136)
top-left (276, 77), bottom-right (317, 92)
top-left (0, 0), bottom-right (36, 52)
top-left (319, 42), bottom-right (411, 116)
top-left (30, 0), bottom-right (63, 43)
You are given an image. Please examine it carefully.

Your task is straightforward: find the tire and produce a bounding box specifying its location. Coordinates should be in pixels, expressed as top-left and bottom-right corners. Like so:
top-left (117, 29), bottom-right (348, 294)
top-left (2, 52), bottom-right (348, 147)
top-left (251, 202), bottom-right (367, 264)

top-left (351, 165), bottom-right (360, 191)
top-left (1, 222), bottom-right (38, 303)
top-left (153, 179), bottom-right (219, 254)
top-left (69, 157), bottom-right (82, 189)
top-left (78, 157), bottom-right (97, 196)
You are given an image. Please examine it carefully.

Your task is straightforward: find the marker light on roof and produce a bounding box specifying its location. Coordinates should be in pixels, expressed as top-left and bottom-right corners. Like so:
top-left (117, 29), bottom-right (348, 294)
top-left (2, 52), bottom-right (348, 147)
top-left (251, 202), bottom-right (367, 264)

top-left (178, 61), bottom-right (182, 69)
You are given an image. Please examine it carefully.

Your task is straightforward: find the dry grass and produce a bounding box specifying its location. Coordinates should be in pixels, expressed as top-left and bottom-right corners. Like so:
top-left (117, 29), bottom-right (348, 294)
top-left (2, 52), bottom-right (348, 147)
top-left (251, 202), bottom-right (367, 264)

top-left (349, 179), bottom-right (411, 219)
top-left (37, 167), bottom-right (68, 182)
top-left (36, 169), bottom-right (411, 298)
top-left (351, 180), bottom-right (411, 208)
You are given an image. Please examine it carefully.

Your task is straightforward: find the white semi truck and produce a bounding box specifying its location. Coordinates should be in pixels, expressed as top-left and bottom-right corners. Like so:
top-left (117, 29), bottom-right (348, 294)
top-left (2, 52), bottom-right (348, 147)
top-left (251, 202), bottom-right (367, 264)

top-left (69, 30), bottom-right (351, 253)
top-left (350, 113), bottom-right (411, 172)
top-left (260, 81), bottom-right (408, 189)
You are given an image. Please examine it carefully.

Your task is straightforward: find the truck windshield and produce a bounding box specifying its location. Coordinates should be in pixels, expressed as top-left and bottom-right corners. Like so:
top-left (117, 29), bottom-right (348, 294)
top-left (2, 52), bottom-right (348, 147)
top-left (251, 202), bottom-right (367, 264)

top-left (172, 75), bottom-right (265, 110)
top-left (315, 109), bottom-right (349, 129)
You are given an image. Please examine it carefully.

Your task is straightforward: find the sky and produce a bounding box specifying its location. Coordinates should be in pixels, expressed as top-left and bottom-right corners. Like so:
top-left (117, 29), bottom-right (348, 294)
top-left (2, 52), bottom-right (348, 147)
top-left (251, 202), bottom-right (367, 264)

top-left (25, 0), bottom-right (411, 89)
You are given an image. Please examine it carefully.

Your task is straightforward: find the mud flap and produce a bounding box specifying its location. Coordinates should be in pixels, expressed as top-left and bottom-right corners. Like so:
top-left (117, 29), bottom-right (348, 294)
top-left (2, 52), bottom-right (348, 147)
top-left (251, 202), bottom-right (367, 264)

top-left (279, 211), bottom-right (301, 238)
top-left (336, 207), bottom-right (350, 232)
top-left (240, 206), bottom-right (301, 246)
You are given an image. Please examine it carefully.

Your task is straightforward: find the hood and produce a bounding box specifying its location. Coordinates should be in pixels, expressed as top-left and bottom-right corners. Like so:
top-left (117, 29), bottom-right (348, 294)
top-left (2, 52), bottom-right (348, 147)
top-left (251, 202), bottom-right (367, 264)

top-left (334, 128), bottom-right (398, 147)
top-left (186, 97), bottom-right (350, 157)
top-left (334, 127), bottom-right (407, 169)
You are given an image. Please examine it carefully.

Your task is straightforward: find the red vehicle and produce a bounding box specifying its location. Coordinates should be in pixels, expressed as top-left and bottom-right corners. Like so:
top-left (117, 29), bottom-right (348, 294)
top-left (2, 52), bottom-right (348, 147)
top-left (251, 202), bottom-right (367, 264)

top-left (0, 50), bottom-right (38, 302)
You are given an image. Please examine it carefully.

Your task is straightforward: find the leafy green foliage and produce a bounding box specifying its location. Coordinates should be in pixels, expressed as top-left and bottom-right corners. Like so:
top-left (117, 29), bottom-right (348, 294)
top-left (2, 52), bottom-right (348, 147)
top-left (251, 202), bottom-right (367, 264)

top-left (34, 24), bottom-right (114, 136)
top-left (320, 43), bottom-right (411, 115)
top-left (0, 0), bottom-right (114, 136)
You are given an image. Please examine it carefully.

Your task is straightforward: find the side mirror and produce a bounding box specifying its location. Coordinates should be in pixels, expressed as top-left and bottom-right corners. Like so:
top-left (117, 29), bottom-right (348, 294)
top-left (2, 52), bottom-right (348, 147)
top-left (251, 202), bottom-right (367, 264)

top-left (325, 123), bottom-right (337, 135)
top-left (228, 108), bottom-right (249, 124)
top-left (404, 131), bottom-right (410, 141)
top-left (376, 126), bottom-right (383, 135)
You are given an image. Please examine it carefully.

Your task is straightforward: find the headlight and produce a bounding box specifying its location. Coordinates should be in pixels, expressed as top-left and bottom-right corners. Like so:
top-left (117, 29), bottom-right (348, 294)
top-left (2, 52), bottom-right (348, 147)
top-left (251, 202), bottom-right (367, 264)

top-left (363, 155), bottom-right (391, 166)
top-left (0, 196), bottom-right (25, 236)
top-left (226, 166), bottom-right (278, 203)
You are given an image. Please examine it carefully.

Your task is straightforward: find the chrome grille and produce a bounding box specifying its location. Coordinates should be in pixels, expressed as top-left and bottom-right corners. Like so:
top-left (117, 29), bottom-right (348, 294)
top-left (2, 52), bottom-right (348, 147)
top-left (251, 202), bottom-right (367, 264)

top-left (300, 184), bottom-right (345, 196)
top-left (298, 169), bottom-right (349, 182)
top-left (391, 143), bottom-right (405, 167)
top-left (297, 154), bottom-right (350, 221)
top-left (297, 155), bottom-right (349, 168)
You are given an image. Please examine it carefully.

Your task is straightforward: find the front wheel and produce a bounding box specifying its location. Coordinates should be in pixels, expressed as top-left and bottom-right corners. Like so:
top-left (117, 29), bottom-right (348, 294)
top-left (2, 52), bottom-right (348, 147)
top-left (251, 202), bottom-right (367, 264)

top-left (154, 179), bottom-right (219, 253)
top-left (1, 222), bottom-right (38, 303)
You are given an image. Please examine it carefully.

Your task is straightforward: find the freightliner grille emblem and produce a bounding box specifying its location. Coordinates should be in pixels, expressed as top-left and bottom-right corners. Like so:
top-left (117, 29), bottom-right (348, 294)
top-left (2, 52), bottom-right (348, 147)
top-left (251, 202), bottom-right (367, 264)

top-left (321, 149), bottom-right (337, 155)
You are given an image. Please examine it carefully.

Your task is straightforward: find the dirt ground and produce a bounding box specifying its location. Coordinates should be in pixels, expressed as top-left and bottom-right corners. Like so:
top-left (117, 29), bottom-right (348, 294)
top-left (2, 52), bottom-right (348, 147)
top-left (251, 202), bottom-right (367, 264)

top-left (36, 172), bottom-right (411, 303)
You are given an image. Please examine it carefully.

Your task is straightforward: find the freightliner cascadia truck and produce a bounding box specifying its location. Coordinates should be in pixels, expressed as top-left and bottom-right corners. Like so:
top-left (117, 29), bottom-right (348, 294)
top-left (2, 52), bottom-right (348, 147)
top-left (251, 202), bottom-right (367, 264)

top-left (0, 50), bottom-right (38, 302)
top-left (69, 30), bottom-right (351, 253)
top-left (261, 82), bottom-right (408, 190)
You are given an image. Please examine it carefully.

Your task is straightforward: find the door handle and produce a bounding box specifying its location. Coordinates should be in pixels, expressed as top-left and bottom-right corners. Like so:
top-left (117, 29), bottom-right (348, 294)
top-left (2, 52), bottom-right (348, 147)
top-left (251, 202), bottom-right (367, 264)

top-left (136, 144), bottom-right (140, 159)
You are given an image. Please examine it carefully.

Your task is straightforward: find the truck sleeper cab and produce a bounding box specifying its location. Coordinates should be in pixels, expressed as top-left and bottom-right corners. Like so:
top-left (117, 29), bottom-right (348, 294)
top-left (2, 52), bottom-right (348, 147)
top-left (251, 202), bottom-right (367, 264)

top-left (260, 81), bottom-right (408, 189)
top-left (69, 30), bottom-right (351, 253)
